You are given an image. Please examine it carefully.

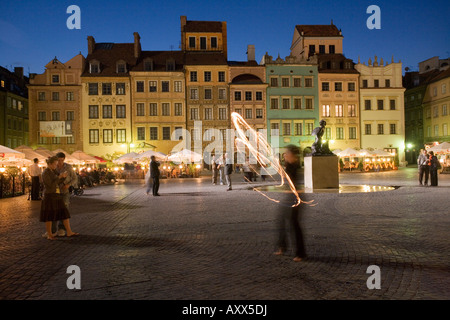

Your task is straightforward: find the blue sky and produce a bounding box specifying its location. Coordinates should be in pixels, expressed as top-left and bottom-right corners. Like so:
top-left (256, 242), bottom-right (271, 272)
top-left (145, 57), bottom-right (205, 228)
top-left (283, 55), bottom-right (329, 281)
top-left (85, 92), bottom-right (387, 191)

top-left (1, 0), bottom-right (449, 75)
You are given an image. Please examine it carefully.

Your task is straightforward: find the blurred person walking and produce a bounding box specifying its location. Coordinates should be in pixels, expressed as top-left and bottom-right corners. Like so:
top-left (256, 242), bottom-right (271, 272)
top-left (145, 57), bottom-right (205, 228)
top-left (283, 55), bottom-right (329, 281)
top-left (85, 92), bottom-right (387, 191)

top-left (417, 149), bottom-right (430, 186)
top-left (150, 156), bottom-right (161, 196)
top-left (429, 151), bottom-right (440, 186)
top-left (29, 158), bottom-right (42, 200)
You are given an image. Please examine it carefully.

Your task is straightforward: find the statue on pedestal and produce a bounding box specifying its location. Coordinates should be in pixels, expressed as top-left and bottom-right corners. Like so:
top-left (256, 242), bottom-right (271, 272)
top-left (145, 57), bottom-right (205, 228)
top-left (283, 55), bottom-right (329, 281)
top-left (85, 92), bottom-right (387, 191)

top-left (310, 120), bottom-right (334, 156)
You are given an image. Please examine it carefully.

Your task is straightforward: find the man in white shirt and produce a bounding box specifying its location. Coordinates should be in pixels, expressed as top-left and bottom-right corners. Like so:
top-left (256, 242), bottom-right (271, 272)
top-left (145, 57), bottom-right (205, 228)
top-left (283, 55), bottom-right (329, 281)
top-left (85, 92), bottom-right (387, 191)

top-left (417, 149), bottom-right (430, 186)
top-left (28, 158), bottom-right (41, 200)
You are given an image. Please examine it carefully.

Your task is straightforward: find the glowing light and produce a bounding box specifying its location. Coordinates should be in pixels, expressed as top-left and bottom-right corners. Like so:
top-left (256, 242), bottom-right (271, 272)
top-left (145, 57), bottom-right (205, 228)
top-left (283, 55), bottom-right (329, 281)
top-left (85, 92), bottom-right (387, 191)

top-left (121, 144), bottom-right (126, 148)
top-left (130, 143), bottom-right (135, 148)
top-left (179, 165), bottom-right (183, 169)
top-left (21, 167), bottom-right (27, 172)
top-left (163, 166), bottom-right (166, 170)
top-left (387, 158), bottom-right (391, 161)
top-left (407, 143), bottom-right (413, 149)
top-left (114, 167), bottom-right (119, 171)
top-left (0, 167), bottom-right (5, 173)
top-left (365, 159), bottom-right (370, 162)
top-left (196, 164), bottom-right (201, 169)
top-left (87, 167), bottom-right (92, 172)
top-left (330, 140), bottom-right (335, 144)
top-left (231, 112), bottom-right (313, 208)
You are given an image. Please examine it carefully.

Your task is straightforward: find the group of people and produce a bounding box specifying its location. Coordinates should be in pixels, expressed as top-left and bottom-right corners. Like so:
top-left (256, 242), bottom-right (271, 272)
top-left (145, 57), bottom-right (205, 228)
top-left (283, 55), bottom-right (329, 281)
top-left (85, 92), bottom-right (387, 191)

top-left (29, 153), bottom-right (79, 240)
top-left (417, 149), bottom-right (441, 186)
top-left (211, 153), bottom-right (233, 191)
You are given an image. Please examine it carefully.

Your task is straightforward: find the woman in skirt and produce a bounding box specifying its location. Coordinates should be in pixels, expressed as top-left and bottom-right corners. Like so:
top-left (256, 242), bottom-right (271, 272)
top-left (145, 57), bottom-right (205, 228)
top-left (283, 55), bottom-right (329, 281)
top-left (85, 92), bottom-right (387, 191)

top-left (40, 156), bottom-right (79, 240)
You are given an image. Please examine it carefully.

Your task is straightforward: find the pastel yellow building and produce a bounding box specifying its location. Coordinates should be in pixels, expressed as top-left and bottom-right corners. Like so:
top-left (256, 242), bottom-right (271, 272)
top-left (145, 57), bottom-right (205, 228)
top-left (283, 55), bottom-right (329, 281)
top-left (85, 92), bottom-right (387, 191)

top-left (28, 54), bottom-right (85, 153)
top-left (130, 51), bottom-right (186, 155)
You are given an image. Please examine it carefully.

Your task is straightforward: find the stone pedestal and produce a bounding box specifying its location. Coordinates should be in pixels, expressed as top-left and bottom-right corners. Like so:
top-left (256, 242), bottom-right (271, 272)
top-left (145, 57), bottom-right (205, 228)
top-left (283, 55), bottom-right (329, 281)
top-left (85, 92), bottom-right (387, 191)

top-left (304, 155), bottom-right (339, 190)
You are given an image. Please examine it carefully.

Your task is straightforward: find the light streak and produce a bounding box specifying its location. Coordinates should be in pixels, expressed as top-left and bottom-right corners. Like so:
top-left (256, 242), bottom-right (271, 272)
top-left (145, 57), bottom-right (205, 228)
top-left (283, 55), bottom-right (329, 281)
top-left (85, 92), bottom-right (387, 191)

top-left (231, 112), bottom-right (314, 207)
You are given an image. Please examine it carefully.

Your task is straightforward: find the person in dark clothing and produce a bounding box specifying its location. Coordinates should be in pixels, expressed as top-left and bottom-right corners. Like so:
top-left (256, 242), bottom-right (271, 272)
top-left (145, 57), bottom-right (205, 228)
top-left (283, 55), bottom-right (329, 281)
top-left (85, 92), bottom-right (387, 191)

top-left (150, 156), bottom-right (160, 196)
top-left (429, 151), bottom-right (440, 186)
top-left (274, 145), bottom-right (306, 262)
top-left (417, 149), bottom-right (430, 186)
top-left (29, 158), bottom-right (42, 200)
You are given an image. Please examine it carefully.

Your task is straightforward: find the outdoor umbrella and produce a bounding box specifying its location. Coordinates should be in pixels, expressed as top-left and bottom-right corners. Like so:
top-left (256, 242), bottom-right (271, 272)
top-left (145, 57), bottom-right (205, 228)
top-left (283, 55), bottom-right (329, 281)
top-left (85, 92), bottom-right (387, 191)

top-left (71, 150), bottom-right (100, 164)
top-left (168, 149), bottom-right (203, 164)
top-left (134, 150), bottom-right (166, 161)
top-left (332, 149), bottom-right (342, 155)
top-left (336, 148), bottom-right (359, 157)
top-left (0, 145), bottom-right (26, 160)
top-left (52, 149), bottom-right (81, 164)
top-left (34, 147), bottom-right (55, 158)
top-left (428, 142), bottom-right (450, 154)
top-left (371, 149), bottom-right (392, 157)
top-left (114, 152), bottom-right (139, 164)
top-left (14, 146), bottom-right (47, 164)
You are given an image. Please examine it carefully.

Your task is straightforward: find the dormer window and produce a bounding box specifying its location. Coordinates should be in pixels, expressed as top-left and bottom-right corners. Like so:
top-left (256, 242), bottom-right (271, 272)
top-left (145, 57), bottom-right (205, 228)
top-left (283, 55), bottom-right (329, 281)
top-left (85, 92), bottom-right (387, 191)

top-left (89, 60), bottom-right (100, 74)
top-left (116, 60), bottom-right (127, 73)
top-left (144, 58), bottom-right (153, 71)
top-left (166, 59), bottom-right (175, 71)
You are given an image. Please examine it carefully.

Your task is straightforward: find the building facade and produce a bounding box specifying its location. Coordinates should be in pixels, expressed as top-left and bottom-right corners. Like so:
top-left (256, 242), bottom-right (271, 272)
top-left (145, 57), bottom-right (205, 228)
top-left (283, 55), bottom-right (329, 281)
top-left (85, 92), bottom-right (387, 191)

top-left (355, 56), bottom-right (406, 165)
top-left (28, 55), bottom-right (84, 153)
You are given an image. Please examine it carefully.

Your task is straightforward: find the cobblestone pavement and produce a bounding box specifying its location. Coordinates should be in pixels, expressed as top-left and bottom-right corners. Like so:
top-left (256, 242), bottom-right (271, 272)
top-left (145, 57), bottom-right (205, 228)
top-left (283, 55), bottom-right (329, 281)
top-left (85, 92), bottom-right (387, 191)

top-left (0, 168), bottom-right (449, 300)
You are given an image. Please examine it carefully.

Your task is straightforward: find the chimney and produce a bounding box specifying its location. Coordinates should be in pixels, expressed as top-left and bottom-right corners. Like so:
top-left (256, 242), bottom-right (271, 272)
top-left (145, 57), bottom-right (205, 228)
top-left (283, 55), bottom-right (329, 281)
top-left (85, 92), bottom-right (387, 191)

top-left (222, 21), bottom-right (227, 60)
top-left (134, 32), bottom-right (141, 58)
top-left (247, 45), bottom-right (255, 62)
top-left (14, 67), bottom-right (24, 79)
top-left (87, 36), bottom-right (95, 55)
top-left (180, 16), bottom-right (187, 51)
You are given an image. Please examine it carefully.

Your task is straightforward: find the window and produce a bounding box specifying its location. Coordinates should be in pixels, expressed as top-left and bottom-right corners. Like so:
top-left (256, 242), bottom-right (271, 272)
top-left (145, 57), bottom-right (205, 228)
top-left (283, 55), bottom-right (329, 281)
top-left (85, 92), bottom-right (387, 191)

top-left (390, 124), bottom-right (396, 134)
top-left (305, 78), bottom-right (313, 87)
top-left (137, 103), bottom-right (145, 116)
top-left (116, 129), bottom-right (126, 143)
top-left (270, 98), bottom-right (278, 109)
top-left (245, 91), bottom-right (252, 101)
top-left (365, 100), bottom-right (371, 110)
top-left (234, 91), bottom-right (242, 101)
top-left (322, 82), bottom-right (329, 91)
top-left (67, 133), bottom-right (75, 145)
top-left (441, 84), bottom-right (447, 94)
top-left (189, 37), bottom-right (196, 49)
top-left (137, 127), bottom-right (146, 141)
top-left (294, 98), bottom-right (302, 109)
top-left (256, 109), bottom-right (263, 119)
top-left (102, 105), bottom-right (112, 119)
top-left (282, 98), bottom-right (290, 109)
top-left (305, 98), bottom-right (313, 109)
top-left (89, 83), bottom-right (98, 95)
top-left (293, 78), bottom-right (301, 88)
top-left (385, 79), bottom-right (391, 88)
top-left (136, 81), bottom-right (144, 92)
top-left (66, 111), bottom-right (74, 121)
top-left (218, 88), bottom-right (226, 100)
top-left (175, 103), bottom-right (183, 116)
top-left (283, 123), bottom-right (291, 136)
top-left (90, 62), bottom-right (99, 74)
top-left (362, 80), bottom-right (368, 88)
top-left (245, 109), bottom-right (252, 119)
top-left (433, 106), bottom-right (439, 117)
top-left (149, 81), bottom-right (157, 92)
top-left (270, 77), bottom-right (278, 87)
top-left (427, 126), bottom-right (431, 137)
top-left (190, 108), bottom-right (199, 120)
top-left (319, 45), bottom-right (325, 54)
top-left (89, 129), bottom-right (99, 144)
top-left (325, 127), bottom-right (331, 140)
top-left (116, 62), bottom-right (126, 73)
top-left (218, 71), bottom-right (225, 82)
top-left (52, 111), bottom-right (60, 121)
top-left (160, 127), bottom-right (171, 141)
top-left (89, 105), bottom-right (99, 119)
top-left (190, 88), bottom-right (199, 100)
top-left (188, 72), bottom-right (197, 83)
top-left (335, 82), bottom-right (342, 91)
top-left (282, 78), bottom-right (290, 87)
top-left (309, 45), bottom-right (315, 55)
top-left (322, 105), bottom-right (330, 117)
top-left (443, 104), bottom-right (448, 116)
top-left (349, 127), bottom-right (357, 139)
top-left (204, 71), bottom-right (211, 82)
top-left (192, 128), bottom-right (201, 141)
top-left (144, 59), bottom-right (153, 71)
top-left (162, 103), bottom-right (170, 116)
top-left (335, 105), bottom-right (343, 117)
top-left (434, 125), bottom-right (439, 136)
top-left (336, 127), bottom-right (344, 140)
top-left (329, 45), bottom-right (335, 54)
top-left (150, 103), bottom-right (158, 116)
top-left (161, 81), bottom-right (170, 92)
top-left (200, 37), bottom-right (207, 50)
top-left (306, 123), bottom-right (314, 135)
top-left (348, 105), bottom-right (356, 117)
top-left (166, 59), bottom-right (175, 71)
top-left (390, 100), bottom-right (396, 110)
top-left (52, 137), bottom-right (61, 144)
top-left (426, 108), bottom-right (431, 118)
top-left (204, 108), bottom-right (212, 120)
top-left (116, 105), bottom-right (126, 118)
top-left (174, 81), bottom-right (182, 92)
top-left (66, 92), bottom-right (74, 101)
top-left (52, 75), bottom-right (60, 83)
top-left (348, 82), bottom-right (355, 92)
top-left (271, 123), bottom-right (279, 135)
top-left (377, 100), bottom-right (384, 110)
top-left (102, 83), bottom-right (112, 95)
top-left (52, 92), bottom-right (59, 101)
top-left (365, 124), bottom-right (372, 135)
top-left (211, 37), bottom-right (218, 49)
top-left (38, 92), bottom-right (46, 101)
top-left (219, 108), bottom-right (227, 120)
top-left (295, 123), bottom-right (303, 136)
top-left (204, 88), bottom-right (212, 100)
top-left (235, 108), bottom-right (242, 116)
top-left (374, 80), bottom-right (379, 88)
top-left (115, 83), bottom-right (125, 95)
top-left (443, 124), bottom-right (448, 136)
top-left (150, 127), bottom-right (158, 140)
top-left (378, 124), bottom-right (384, 135)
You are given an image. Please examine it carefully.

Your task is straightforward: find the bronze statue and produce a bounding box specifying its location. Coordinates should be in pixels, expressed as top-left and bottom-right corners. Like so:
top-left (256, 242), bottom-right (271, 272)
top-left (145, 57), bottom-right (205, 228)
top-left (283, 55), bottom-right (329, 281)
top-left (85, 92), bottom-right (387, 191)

top-left (310, 120), bottom-right (333, 156)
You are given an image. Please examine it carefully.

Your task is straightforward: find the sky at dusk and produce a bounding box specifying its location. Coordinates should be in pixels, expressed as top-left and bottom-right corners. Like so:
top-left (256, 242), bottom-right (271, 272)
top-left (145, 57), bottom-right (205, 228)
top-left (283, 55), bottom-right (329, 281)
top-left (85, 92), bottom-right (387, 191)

top-left (1, 0), bottom-right (449, 75)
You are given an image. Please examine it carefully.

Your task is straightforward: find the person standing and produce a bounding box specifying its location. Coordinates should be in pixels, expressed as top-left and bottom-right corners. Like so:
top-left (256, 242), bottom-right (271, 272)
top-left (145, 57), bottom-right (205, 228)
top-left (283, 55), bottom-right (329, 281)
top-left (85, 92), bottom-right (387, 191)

top-left (52, 152), bottom-right (78, 237)
top-left (211, 157), bottom-right (218, 185)
top-left (40, 156), bottom-right (79, 240)
top-left (224, 153), bottom-right (233, 191)
top-left (417, 149), bottom-right (430, 186)
top-left (150, 156), bottom-right (160, 196)
top-left (29, 158), bottom-right (42, 200)
top-left (216, 155), bottom-right (224, 185)
top-left (274, 145), bottom-right (306, 262)
top-left (429, 151), bottom-right (440, 186)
